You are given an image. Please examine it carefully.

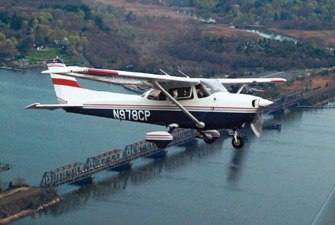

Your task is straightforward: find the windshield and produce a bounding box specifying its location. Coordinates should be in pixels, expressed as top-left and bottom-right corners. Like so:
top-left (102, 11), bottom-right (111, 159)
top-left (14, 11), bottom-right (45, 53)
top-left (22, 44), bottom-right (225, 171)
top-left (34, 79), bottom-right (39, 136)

top-left (200, 79), bottom-right (228, 94)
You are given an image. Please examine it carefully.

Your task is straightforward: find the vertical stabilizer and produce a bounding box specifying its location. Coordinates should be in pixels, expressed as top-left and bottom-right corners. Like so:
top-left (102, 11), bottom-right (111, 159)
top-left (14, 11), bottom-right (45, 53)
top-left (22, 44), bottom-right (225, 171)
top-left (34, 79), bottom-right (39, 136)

top-left (46, 58), bottom-right (84, 104)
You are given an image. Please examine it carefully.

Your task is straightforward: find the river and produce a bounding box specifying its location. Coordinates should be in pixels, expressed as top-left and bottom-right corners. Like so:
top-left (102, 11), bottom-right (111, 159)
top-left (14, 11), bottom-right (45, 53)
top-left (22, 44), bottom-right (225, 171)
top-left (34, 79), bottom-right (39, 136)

top-left (1, 69), bottom-right (334, 225)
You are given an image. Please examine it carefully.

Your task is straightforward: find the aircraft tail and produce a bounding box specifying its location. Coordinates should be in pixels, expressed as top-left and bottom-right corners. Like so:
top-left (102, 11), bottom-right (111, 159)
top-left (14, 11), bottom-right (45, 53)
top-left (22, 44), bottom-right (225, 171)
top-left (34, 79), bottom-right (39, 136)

top-left (46, 58), bottom-right (85, 104)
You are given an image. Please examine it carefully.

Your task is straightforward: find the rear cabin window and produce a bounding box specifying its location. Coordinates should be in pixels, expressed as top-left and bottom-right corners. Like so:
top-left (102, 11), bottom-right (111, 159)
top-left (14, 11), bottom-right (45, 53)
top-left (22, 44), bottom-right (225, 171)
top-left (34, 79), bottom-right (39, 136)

top-left (168, 87), bottom-right (193, 100)
top-left (147, 89), bottom-right (166, 101)
top-left (147, 87), bottom-right (193, 101)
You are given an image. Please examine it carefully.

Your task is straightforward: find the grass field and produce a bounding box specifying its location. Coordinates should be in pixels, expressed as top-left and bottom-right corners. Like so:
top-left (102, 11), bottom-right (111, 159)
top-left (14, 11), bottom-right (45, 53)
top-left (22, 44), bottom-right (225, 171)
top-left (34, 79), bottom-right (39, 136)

top-left (25, 47), bottom-right (75, 65)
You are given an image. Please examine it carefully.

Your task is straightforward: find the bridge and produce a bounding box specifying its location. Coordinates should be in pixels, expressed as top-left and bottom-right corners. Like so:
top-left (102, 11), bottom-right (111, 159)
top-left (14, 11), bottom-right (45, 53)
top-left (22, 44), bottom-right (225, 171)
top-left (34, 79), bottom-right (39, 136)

top-left (264, 91), bottom-right (304, 114)
top-left (265, 84), bottom-right (335, 114)
top-left (40, 129), bottom-right (196, 188)
top-left (302, 85), bottom-right (335, 106)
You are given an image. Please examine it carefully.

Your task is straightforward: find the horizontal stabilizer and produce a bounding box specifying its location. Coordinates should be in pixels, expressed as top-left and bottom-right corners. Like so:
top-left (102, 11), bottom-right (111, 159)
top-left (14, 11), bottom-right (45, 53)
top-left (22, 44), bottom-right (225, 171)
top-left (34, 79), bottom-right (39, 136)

top-left (25, 103), bottom-right (83, 110)
top-left (42, 66), bottom-right (85, 74)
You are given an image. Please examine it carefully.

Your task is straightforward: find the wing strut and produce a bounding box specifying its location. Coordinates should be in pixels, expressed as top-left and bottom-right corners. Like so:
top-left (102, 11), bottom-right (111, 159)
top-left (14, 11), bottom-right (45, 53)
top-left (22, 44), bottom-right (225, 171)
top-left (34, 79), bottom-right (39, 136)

top-left (154, 81), bottom-right (205, 129)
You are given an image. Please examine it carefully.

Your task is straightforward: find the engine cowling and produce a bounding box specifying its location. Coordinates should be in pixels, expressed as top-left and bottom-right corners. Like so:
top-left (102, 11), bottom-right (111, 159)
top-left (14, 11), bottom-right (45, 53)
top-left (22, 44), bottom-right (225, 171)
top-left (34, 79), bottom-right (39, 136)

top-left (145, 131), bottom-right (173, 148)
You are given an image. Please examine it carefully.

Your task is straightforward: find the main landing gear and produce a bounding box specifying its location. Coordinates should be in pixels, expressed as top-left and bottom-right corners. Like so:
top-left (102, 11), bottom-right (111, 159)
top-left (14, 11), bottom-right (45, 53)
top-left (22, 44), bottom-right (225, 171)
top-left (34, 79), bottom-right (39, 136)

top-left (195, 129), bottom-right (220, 145)
top-left (196, 129), bottom-right (244, 149)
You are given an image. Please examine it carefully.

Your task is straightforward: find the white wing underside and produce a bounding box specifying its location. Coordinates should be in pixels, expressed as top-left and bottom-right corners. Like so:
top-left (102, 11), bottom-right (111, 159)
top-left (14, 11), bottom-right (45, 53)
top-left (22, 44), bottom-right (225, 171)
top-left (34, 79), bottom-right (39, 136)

top-left (43, 66), bottom-right (286, 86)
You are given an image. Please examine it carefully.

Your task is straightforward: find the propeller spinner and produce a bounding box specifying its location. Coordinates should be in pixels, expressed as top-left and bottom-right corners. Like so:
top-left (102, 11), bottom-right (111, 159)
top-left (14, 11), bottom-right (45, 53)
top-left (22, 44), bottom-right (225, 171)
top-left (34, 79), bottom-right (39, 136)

top-left (251, 98), bottom-right (273, 137)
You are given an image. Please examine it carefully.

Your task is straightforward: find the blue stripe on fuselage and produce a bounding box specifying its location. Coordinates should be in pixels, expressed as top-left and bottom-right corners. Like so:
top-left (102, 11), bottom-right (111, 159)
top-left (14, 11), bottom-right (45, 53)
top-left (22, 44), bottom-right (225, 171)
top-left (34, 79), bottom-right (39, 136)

top-left (65, 108), bottom-right (256, 129)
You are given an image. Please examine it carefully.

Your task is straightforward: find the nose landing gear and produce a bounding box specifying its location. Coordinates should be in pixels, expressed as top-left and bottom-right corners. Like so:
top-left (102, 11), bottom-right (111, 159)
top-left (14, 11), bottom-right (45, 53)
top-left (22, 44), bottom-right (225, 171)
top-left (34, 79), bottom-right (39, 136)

top-left (232, 130), bottom-right (244, 149)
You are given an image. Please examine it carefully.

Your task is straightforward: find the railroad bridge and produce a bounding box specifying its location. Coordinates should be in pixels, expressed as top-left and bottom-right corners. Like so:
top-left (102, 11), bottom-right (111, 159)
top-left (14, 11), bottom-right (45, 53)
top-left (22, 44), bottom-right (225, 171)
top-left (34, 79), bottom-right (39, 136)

top-left (265, 85), bottom-right (335, 114)
top-left (265, 91), bottom-right (304, 114)
top-left (40, 129), bottom-right (195, 188)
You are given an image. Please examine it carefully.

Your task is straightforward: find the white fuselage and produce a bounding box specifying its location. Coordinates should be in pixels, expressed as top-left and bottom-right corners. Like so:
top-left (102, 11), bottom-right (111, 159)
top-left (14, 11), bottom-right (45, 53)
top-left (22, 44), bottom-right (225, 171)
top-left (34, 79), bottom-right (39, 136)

top-left (64, 86), bottom-right (260, 130)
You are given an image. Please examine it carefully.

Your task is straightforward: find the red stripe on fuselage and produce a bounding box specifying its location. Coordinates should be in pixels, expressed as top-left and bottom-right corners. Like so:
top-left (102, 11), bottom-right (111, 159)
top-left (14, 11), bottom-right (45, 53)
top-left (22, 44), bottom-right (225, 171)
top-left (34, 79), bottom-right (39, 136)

top-left (52, 78), bottom-right (82, 88)
top-left (87, 68), bottom-right (119, 76)
top-left (83, 103), bottom-right (257, 112)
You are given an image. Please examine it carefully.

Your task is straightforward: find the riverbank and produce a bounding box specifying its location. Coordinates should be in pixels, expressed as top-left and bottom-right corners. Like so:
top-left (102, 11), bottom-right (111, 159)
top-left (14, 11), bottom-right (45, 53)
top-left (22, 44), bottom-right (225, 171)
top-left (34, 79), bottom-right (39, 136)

top-left (0, 187), bottom-right (61, 225)
top-left (0, 60), bottom-right (44, 72)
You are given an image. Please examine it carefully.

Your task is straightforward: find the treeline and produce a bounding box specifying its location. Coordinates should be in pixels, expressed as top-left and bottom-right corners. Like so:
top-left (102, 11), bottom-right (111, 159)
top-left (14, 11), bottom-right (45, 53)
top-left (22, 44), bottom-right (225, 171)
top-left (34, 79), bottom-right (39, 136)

top-left (0, 0), bottom-right (137, 68)
top-left (1, 0), bottom-right (335, 76)
top-left (142, 0), bottom-right (335, 29)
top-left (0, 1), bottom-right (90, 58)
top-left (160, 28), bottom-right (335, 76)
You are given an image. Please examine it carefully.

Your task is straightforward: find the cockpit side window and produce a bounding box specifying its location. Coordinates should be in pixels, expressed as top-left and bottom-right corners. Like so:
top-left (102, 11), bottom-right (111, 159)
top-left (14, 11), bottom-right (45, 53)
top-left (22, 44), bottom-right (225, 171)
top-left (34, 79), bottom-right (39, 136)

top-left (200, 79), bottom-right (228, 94)
top-left (147, 87), bottom-right (194, 101)
top-left (195, 84), bottom-right (210, 98)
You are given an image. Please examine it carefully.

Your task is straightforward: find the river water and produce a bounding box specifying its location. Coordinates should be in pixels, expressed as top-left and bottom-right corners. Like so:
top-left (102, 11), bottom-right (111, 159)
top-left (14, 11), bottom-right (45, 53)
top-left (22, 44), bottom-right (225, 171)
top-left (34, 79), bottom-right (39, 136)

top-left (1, 69), bottom-right (335, 225)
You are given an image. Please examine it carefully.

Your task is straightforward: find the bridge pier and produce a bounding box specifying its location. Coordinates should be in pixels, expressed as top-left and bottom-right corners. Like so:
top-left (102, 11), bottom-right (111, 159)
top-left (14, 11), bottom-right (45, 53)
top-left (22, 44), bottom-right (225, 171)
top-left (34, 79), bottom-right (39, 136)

top-left (70, 176), bottom-right (94, 186)
top-left (111, 162), bottom-right (132, 172)
top-left (146, 149), bottom-right (167, 159)
top-left (272, 108), bottom-right (285, 114)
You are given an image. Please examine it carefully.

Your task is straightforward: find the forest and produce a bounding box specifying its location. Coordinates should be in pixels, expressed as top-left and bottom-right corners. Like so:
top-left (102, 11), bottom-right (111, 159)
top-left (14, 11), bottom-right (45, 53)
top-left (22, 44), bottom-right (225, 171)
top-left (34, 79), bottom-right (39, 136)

top-left (146, 0), bottom-right (335, 29)
top-left (0, 0), bottom-right (335, 76)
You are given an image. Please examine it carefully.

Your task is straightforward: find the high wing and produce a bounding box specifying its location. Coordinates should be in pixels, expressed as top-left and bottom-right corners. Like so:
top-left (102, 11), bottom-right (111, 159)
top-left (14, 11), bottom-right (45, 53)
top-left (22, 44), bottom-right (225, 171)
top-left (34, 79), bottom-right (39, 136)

top-left (42, 66), bottom-right (200, 87)
top-left (43, 66), bottom-right (286, 86)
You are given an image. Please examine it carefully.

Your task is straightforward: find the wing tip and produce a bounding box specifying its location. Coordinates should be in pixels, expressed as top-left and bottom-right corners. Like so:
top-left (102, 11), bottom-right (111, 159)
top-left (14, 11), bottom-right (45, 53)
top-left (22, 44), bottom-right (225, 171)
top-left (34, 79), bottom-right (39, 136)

top-left (271, 78), bottom-right (287, 83)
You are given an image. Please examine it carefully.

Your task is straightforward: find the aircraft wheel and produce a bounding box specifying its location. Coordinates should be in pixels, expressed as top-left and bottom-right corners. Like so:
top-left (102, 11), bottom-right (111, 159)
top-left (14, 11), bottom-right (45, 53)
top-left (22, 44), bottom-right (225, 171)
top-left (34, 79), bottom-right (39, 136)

top-left (232, 136), bottom-right (244, 149)
top-left (204, 138), bottom-right (216, 144)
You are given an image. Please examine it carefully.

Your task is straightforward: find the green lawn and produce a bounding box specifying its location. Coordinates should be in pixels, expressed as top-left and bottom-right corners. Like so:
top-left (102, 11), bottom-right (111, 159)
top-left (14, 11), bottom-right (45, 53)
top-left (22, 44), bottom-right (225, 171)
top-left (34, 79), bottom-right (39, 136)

top-left (25, 47), bottom-right (76, 65)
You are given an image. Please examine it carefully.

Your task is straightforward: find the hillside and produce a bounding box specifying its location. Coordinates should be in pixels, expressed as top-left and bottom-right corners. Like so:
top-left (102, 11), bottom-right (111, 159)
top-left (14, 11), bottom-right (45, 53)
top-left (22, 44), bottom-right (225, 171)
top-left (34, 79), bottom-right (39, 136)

top-left (0, 0), bottom-right (335, 76)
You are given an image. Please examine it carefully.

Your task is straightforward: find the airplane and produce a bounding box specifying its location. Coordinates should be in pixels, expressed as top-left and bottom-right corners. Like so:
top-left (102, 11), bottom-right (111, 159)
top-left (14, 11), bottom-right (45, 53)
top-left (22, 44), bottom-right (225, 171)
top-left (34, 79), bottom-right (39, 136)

top-left (26, 58), bottom-right (286, 149)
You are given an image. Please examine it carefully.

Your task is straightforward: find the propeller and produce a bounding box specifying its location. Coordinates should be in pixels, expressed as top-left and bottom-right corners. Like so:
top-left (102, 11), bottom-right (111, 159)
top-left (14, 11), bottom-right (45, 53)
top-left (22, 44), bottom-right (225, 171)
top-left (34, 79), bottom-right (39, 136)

top-left (250, 98), bottom-right (273, 137)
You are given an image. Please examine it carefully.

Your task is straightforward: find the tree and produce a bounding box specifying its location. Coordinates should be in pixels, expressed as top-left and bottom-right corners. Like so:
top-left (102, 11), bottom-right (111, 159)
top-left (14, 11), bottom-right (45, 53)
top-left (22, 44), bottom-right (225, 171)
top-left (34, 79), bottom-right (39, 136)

top-left (10, 13), bottom-right (24, 30)
top-left (0, 33), bottom-right (18, 58)
top-left (14, 177), bottom-right (25, 187)
top-left (18, 34), bottom-right (35, 53)
top-left (7, 181), bottom-right (14, 190)
top-left (194, 0), bottom-right (219, 16)
top-left (34, 24), bottom-right (52, 45)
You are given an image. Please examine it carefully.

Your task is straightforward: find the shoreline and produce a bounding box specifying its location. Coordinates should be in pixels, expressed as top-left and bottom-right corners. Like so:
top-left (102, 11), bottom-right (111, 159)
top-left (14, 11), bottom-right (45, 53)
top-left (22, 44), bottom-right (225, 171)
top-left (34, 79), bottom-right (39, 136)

top-left (0, 197), bottom-right (62, 225)
top-left (0, 60), bottom-right (45, 72)
top-left (0, 187), bottom-right (62, 225)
